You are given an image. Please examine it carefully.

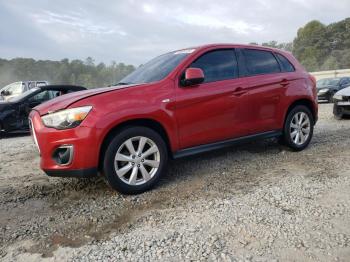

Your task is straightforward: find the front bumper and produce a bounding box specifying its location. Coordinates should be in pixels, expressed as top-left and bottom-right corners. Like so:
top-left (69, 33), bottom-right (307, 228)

top-left (317, 91), bottom-right (331, 101)
top-left (44, 168), bottom-right (98, 178)
top-left (333, 100), bottom-right (350, 116)
top-left (29, 110), bottom-right (99, 177)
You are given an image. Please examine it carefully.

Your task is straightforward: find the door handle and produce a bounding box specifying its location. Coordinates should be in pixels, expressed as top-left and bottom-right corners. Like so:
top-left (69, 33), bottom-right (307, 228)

top-left (232, 87), bottom-right (246, 97)
top-left (280, 79), bottom-right (289, 87)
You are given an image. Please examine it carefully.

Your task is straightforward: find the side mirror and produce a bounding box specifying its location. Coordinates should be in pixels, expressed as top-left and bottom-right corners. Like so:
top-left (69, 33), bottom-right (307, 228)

top-left (182, 68), bottom-right (204, 87)
top-left (1, 90), bottom-right (10, 96)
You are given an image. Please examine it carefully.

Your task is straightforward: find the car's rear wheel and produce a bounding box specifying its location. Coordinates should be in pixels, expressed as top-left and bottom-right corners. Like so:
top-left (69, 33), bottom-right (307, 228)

top-left (103, 126), bottom-right (168, 194)
top-left (282, 105), bottom-right (314, 151)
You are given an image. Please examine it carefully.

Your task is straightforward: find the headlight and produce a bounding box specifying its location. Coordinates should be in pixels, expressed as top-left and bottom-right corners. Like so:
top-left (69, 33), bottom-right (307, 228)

top-left (333, 94), bottom-right (343, 101)
top-left (318, 88), bottom-right (329, 93)
top-left (41, 106), bottom-right (92, 129)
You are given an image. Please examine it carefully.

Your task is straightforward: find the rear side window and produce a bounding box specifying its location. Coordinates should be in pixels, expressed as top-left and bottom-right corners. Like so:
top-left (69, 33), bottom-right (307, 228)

top-left (276, 53), bottom-right (295, 72)
top-left (190, 49), bottom-right (238, 83)
top-left (242, 49), bottom-right (281, 76)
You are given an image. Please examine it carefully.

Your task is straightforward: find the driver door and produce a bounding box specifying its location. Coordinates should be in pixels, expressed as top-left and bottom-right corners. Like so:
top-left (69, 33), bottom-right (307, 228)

top-left (18, 90), bottom-right (53, 129)
top-left (175, 49), bottom-right (247, 149)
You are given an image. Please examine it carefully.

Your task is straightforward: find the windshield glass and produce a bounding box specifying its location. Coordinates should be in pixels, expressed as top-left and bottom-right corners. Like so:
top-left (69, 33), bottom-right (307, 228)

top-left (8, 88), bottom-right (39, 102)
top-left (317, 78), bottom-right (340, 88)
top-left (1, 82), bottom-right (23, 94)
top-left (119, 49), bottom-right (195, 85)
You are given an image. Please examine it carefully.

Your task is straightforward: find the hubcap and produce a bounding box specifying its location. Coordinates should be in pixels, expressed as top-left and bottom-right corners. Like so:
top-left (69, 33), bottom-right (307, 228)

top-left (114, 136), bottom-right (160, 186)
top-left (290, 112), bottom-right (311, 145)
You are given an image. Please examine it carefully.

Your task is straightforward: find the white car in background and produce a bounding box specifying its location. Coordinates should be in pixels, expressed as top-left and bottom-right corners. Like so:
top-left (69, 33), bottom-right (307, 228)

top-left (333, 85), bottom-right (350, 119)
top-left (0, 81), bottom-right (49, 101)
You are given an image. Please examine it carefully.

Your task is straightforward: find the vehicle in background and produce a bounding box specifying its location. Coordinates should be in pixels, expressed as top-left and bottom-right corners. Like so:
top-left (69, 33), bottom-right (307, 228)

top-left (316, 77), bottom-right (350, 103)
top-left (0, 81), bottom-right (49, 101)
top-left (0, 85), bottom-right (86, 133)
top-left (29, 44), bottom-right (317, 194)
top-left (333, 85), bottom-right (350, 119)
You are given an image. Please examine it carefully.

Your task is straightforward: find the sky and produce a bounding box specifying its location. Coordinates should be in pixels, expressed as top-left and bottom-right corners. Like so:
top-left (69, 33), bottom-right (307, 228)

top-left (0, 0), bottom-right (349, 66)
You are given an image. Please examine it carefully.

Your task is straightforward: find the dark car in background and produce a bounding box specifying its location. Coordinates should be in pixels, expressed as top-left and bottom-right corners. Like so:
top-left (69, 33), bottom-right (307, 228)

top-left (333, 86), bottom-right (350, 119)
top-left (317, 77), bottom-right (350, 102)
top-left (0, 81), bottom-right (49, 101)
top-left (0, 85), bottom-right (86, 133)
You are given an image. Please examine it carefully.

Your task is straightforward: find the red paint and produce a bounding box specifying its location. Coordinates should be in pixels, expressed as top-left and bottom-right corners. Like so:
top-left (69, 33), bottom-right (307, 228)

top-left (30, 44), bottom-right (318, 174)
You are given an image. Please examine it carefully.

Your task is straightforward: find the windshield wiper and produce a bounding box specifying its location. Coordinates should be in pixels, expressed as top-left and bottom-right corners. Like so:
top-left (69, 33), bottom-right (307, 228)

top-left (115, 82), bottom-right (132, 86)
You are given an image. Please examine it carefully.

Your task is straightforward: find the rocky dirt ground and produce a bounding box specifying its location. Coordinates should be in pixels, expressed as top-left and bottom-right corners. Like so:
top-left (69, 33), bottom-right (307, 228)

top-left (0, 103), bottom-right (350, 261)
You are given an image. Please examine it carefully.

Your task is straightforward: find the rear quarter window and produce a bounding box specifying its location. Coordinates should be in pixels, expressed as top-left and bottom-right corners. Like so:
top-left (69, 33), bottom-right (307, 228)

top-left (276, 53), bottom-right (295, 72)
top-left (242, 49), bottom-right (281, 76)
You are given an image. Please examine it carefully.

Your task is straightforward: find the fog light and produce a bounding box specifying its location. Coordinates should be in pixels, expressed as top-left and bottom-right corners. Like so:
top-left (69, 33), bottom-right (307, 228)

top-left (52, 145), bottom-right (74, 166)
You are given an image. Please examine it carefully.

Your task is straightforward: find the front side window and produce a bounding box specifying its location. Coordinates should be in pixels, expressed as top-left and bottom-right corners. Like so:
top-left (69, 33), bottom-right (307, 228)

top-left (28, 90), bottom-right (52, 103)
top-left (189, 49), bottom-right (238, 83)
top-left (276, 53), bottom-right (295, 72)
top-left (242, 49), bottom-right (281, 76)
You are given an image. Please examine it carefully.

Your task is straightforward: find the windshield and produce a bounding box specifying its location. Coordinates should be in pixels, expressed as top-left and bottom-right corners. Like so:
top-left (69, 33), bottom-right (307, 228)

top-left (317, 78), bottom-right (340, 88)
top-left (1, 82), bottom-right (23, 94)
top-left (118, 49), bottom-right (195, 85)
top-left (8, 88), bottom-right (39, 102)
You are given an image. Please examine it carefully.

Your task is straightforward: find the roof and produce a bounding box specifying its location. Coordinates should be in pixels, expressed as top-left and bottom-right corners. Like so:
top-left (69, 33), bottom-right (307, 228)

top-left (38, 85), bottom-right (87, 91)
top-left (179, 43), bottom-right (285, 53)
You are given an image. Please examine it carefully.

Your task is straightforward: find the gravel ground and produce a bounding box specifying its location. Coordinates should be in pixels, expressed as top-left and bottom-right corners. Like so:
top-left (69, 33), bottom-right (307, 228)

top-left (1, 103), bottom-right (350, 261)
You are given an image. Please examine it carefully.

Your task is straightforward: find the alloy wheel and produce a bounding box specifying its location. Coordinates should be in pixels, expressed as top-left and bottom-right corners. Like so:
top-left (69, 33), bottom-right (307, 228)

top-left (289, 112), bottom-right (311, 145)
top-left (114, 136), bottom-right (160, 186)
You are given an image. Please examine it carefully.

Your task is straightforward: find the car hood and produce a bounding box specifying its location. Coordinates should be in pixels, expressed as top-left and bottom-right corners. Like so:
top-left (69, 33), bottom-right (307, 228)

top-left (317, 85), bottom-right (337, 90)
top-left (335, 86), bottom-right (350, 96)
top-left (33, 84), bottom-right (140, 115)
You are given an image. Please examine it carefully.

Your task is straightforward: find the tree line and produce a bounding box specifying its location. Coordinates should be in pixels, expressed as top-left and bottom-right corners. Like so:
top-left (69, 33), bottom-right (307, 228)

top-left (1, 17), bottom-right (349, 89)
top-left (252, 17), bottom-right (350, 72)
top-left (0, 57), bottom-right (135, 89)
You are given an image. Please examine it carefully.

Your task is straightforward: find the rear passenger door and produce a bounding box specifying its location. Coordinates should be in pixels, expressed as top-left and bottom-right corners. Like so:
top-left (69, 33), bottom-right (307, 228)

top-left (238, 49), bottom-right (290, 134)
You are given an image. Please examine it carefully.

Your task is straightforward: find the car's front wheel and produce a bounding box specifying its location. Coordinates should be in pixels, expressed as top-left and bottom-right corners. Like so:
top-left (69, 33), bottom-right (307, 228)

top-left (103, 126), bottom-right (168, 194)
top-left (333, 104), bottom-right (344, 120)
top-left (328, 92), bottom-right (335, 103)
top-left (282, 105), bottom-right (314, 151)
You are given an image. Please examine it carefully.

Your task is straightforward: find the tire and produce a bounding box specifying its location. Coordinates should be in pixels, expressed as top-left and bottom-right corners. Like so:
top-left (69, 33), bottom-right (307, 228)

top-left (327, 93), bottom-right (333, 103)
top-left (282, 105), bottom-right (314, 151)
top-left (0, 122), bottom-right (4, 138)
top-left (333, 104), bottom-right (344, 120)
top-left (103, 126), bottom-right (168, 194)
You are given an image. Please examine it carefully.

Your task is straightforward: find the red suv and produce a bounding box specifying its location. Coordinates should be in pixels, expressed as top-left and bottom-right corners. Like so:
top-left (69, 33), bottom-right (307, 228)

top-left (29, 44), bottom-right (318, 194)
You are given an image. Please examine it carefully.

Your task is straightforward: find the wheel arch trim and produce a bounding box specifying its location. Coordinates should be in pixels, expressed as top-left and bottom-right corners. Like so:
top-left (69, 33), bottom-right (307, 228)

top-left (97, 117), bottom-right (175, 172)
top-left (284, 98), bottom-right (317, 125)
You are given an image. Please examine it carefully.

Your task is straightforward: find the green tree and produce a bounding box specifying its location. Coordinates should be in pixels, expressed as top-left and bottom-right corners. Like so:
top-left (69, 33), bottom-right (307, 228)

top-left (0, 57), bottom-right (135, 89)
top-left (293, 18), bottom-right (350, 71)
